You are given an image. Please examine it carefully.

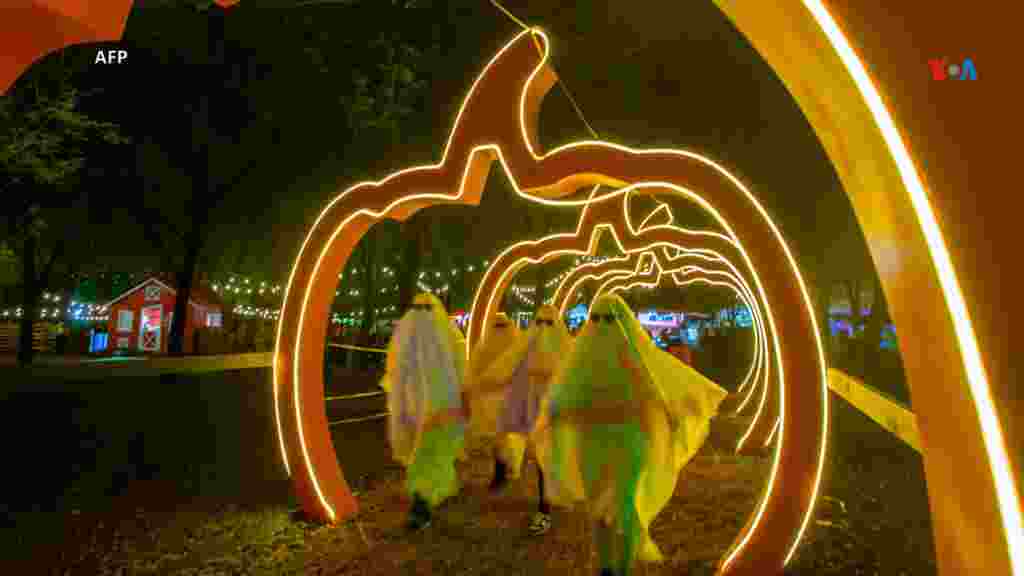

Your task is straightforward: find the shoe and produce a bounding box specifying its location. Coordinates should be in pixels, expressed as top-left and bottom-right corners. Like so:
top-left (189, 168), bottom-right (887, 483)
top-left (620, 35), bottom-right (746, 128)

top-left (406, 515), bottom-right (431, 532)
top-left (406, 509), bottom-right (432, 533)
top-left (489, 476), bottom-right (509, 494)
top-left (405, 510), bottom-right (430, 532)
top-left (598, 569), bottom-right (616, 576)
top-left (528, 512), bottom-right (551, 536)
top-left (406, 495), bottom-right (432, 533)
top-left (489, 460), bottom-right (509, 494)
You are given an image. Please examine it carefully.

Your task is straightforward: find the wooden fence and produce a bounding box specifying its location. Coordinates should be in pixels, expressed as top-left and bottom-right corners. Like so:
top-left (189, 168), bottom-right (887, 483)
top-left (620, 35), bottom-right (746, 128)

top-left (0, 322), bottom-right (56, 353)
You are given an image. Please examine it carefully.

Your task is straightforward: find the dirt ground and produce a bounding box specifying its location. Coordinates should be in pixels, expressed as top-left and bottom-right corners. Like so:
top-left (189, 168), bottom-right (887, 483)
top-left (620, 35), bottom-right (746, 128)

top-left (1, 396), bottom-right (936, 575)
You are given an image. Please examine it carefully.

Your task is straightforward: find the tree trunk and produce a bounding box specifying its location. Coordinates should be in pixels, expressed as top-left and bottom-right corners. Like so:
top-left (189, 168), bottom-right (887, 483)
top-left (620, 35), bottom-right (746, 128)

top-left (846, 279), bottom-right (863, 326)
top-left (864, 279), bottom-right (886, 378)
top-left (17, 234), bottom-right (38, 366)
top-left (397, 220), bottom-right (422, 312)
top-left (359, 231), bottom-right (376, 338)
top-left (580, 284), bottom-right (592, 310)
top-left (817, 283), bottom-right (832, 361)
top-left (535, 265), bottom-right (548, 308)
top-left (168, 234), bottom-right (202, 356)
top-left (165, 4), bottom-right (224, 357)
top-left (102, 268), bottom-right (114, 302)
top-left (61, 265), bottom-right (77, 322)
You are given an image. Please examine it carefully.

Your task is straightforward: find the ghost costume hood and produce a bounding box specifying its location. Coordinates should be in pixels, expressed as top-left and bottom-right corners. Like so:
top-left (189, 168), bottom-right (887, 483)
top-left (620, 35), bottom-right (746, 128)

top-left (379, 293), bottom-right (467, 506)
top-left (478, 304), bottom-right (573, 436)
top-left (532, 294), bottom-right (727, 562)
top-left (465, 312), bottom-right (523, 438)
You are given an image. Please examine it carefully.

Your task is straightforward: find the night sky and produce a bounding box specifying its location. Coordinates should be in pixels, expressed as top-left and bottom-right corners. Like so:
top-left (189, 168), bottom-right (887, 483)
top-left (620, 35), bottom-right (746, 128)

top-left (47, 0), bottom-right (870, 296)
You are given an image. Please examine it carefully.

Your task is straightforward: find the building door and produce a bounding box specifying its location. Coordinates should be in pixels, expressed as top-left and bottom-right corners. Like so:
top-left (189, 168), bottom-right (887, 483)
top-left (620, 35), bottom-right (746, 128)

top-left (138, 304), bottom-right (162, 352)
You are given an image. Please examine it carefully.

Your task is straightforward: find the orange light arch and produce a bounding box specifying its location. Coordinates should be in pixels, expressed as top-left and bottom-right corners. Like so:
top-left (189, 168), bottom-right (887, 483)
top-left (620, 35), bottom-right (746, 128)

top-left (274, 29), bottom-right (826, 574)
top-left (539, 197), bottom-right (775, 452)
top-left (9, 3), bottom-right (1014, 574)
top-left (711, 3), bottom-right (1022, 572)
top-left (554, 251), bottom-right (766, 406)
top-left (588, 255), bottom-right (776, 453)
top-left (551, 245), bottom-right (770, 428)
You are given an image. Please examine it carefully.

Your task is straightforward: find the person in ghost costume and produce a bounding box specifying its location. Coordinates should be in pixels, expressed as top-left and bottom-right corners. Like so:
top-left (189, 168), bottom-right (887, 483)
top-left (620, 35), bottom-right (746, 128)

top-left (475, 304), bottom-right (573, 535)
top-left (463, 312), bottom-right (528, 484)
top-left (531, 294), bottom-right (728, 576)
top-left (378, 293), bottom-right (467, 532)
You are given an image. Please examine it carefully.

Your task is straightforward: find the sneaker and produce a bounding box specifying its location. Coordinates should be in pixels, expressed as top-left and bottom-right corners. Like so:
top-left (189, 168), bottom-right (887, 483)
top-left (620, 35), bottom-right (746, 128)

top-left (406, 496), bottom-right (432, 533)
top-left (489, 460), bottom-right (509, 494)
top-left (527, 512), bottom-right (551, 536)
top-left (406, 509), bottom-right (432, 533)
top-left (489, 476), bottom-right (509, 494)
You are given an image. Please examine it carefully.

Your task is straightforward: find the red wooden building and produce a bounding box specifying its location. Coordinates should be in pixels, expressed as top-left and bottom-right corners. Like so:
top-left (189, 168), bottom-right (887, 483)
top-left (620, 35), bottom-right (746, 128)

top-left (104, 276), bottom-right (224, 355)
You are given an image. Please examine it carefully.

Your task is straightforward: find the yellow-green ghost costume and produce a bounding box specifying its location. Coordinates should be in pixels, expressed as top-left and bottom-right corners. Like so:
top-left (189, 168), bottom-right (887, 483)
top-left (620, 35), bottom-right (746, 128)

top-left (464, 312), bottom-right (528, 475)
top-left (532, 294), bottom-right (727, 568)
top-left (480, 303), bottom-right (573, 442)
top-left (378, 293), bottom-right (467, 507)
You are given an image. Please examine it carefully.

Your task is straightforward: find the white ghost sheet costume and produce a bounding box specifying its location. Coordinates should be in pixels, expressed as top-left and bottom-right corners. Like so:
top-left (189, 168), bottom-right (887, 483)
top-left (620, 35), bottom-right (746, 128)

top-left (378, 293), bottom-right (466, 506)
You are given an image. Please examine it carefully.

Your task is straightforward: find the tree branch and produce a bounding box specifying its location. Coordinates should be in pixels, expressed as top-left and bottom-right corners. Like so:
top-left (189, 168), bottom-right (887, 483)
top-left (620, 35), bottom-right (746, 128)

top-left (2, 193), bottom-right (40, 242)
top-left (126, 197), bottom-right (186, 256)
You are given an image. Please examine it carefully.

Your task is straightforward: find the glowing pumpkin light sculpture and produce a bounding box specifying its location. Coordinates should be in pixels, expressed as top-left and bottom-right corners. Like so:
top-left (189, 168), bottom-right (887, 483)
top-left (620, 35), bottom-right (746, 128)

top-left (274, 29), bottom-right (827, 575)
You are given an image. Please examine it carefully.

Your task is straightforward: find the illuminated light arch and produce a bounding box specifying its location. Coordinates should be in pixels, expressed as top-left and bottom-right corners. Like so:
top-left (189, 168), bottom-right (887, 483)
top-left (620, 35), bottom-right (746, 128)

top-left (560, 248), bottom-right (767, 406)
top-left (709, 3), bottom-right (1022, 572)
top-left (502, 196), bottom-right (677, 314)
top-left (538, 197), bottom-right (774, 449)
top-left (14, 3), bottom-right (1013, 574)
top-left (601, 261), bottom-right (764, 398)
top-left (468, 172), bottom-right (824, 575)
top-left (276, 29), bottom-right (825, 574)
top-left (668, 268), bottom-right (775, 453)
top-left (764, 418), bottom-right (781, 448)
top-left (592, 258), bottom-right (776, 453)
top-left (545, 197), bottom-right (771, 405)
top-left (550, 248), bottom-right (766, 411)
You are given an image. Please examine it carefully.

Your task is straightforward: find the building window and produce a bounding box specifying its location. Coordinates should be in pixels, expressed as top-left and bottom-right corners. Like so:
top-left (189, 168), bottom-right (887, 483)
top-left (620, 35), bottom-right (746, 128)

top-left (144, 284), bottom-right (161, 302)
top-left (117, 310), bottom-right (134, 332)
top-left (207, 313), bottom-right (223, 328)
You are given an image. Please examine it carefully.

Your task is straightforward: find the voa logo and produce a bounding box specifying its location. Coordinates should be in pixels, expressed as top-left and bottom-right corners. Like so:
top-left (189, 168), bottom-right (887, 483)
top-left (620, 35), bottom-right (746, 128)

top-left (928, 58), bottom-right (977, 80)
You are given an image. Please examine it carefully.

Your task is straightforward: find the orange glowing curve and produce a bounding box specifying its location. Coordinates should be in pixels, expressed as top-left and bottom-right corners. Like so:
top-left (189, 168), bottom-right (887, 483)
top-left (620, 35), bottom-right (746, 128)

top-left (1, 0), bottom-right (134, 95)
top-left (554, 251), bottom-right (768, 416)
top-left (601, 261), bottom-right (765, 395)
top-left (547, 205), bottom-right (771, 431)
top-left (276, 29), bottom-right (826, 575)
top-left (592, 254), bottom-right (776, 453)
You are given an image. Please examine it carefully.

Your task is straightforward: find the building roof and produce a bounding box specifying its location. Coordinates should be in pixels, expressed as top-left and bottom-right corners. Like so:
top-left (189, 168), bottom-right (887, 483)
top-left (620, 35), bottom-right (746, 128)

top-left (105, 275), bottom-right (224, 310)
